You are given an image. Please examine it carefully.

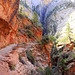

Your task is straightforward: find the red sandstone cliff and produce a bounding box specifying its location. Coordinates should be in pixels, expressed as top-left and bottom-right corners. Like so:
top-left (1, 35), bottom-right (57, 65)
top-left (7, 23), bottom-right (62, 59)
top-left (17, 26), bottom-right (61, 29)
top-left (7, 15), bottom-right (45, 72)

top-left (0, 0), bottom-right (42, 48)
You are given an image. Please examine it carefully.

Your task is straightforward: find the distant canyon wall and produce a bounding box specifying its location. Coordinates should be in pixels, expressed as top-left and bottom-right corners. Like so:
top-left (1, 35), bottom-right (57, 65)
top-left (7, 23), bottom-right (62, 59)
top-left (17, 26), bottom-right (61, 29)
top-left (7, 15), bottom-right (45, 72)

top-left (20, 0), bottom-right (75, 37)
top-left (45, 0), bottom-right (75, 36)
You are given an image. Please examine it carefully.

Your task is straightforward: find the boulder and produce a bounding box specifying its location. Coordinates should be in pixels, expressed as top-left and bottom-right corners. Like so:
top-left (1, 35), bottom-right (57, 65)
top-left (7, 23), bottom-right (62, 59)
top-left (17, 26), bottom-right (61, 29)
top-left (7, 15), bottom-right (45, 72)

top-left (0, 60), bottom-right (10, 75)
top-left (6, 50), bottom-right (19, 66)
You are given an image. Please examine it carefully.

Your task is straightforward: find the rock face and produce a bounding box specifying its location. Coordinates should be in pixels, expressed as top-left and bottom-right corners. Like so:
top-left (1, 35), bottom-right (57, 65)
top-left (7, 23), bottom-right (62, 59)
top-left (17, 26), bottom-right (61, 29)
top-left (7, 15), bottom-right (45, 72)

top-left (0, 0), bottom-right (20, 48)
top-left (0, 43), bottom-right (53, 75)
top-left (0, 60), bottom-right (10, 75)
top-left (6, 50), bottom-right (19, 66)
top-left (0, 0), bottom-right (42, 48)
top-left (0, 45), bottom-right (35, 75)
top-left (15, 14), bottom-right (42, 43)
top-left (0, 0), bottom-right (19, 24)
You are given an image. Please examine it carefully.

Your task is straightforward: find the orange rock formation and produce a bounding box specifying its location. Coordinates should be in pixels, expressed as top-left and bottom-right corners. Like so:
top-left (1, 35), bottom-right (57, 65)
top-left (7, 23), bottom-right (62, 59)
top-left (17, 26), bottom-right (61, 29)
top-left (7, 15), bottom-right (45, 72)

top-left (0, 0), bottom-right (42, 48)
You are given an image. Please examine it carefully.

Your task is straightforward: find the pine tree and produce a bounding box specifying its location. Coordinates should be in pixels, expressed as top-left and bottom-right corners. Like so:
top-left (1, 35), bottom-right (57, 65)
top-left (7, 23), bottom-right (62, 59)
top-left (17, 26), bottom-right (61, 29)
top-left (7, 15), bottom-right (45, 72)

top-left (65, 22), bottom-right (73, 42)
top-left (20, 7), bottom-right (23, 14)
top-left (32, 11), bottom-right (38, 26)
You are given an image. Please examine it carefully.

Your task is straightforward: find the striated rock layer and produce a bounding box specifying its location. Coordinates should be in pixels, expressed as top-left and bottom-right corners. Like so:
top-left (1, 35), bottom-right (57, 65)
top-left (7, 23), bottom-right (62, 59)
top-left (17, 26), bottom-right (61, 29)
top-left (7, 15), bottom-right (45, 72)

top-left (0, 0), bottom-right (20, 48)
top-left (0, 0), bottom-right (42, 48)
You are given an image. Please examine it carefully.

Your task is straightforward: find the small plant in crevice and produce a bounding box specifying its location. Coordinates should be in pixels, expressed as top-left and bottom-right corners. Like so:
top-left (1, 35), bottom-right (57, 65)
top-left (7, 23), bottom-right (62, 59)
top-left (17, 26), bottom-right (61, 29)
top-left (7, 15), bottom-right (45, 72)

top-left (45, 66), bottom-right (53, 75)
top-left (36, 67), bottom-right (45, 75)
top-left (36, 39), bottom-right (40, 43)
top-left (9, 65), bottom-right (16, 70)
top-left (31, 70), bottom-right (36, 75)
top-left (18, 29), bottom-right (26, 35)
top-left (19, 55), bottom-right (26, 64)
top-left (25, 25), bottom-right (33, 29)
top-left (19, 55), bottom-right (22, 60)
top-left (26, 30), bottom-right (34, 38)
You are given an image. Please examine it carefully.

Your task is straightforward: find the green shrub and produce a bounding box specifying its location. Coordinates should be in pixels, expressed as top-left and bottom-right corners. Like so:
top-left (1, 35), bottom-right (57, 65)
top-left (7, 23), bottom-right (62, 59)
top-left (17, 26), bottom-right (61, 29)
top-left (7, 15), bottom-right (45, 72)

top-left (27, 30), bottom-right (33, 38)
top-left (10, 65), bottom-right (16, 70)
top-left (26, 25), bottom-right (33, 29)
top-left (17, 14), bottom-right (24, 19)
top-left (59, 59), bottom-right (66, 68)
top-left (45, 66), bottom-right (53, 75)
top-left (18, 29), bottom-right (26, 35)
top-left (71, 53), bottom-right (75, 58)
top-left (36, 39), bottom-right (40, 43)
top-left (41, 35), bottom-right (50, 44)
top-left (36, 67), bottom-right (45, 75)
top-left (36, 66), bottom-right (53, 75)
top-left (26, 50), bottom-right (35, 64)
top-left (32, 11), bottom-right (38, 26)
top-left (22, 42), bottom-right (26, 45)
top-left (49, 35), bottom-right (56, 42)
top-left (64, 58), bottom-right (69, 63)
top-left (58, 58), bottom-right (68, 72)
top-left (19, 55), bottom-right (22, 60)
top-left (18, 28), bottom-right (21, 32)
top-left (38, 23), bottom-right (42, 27)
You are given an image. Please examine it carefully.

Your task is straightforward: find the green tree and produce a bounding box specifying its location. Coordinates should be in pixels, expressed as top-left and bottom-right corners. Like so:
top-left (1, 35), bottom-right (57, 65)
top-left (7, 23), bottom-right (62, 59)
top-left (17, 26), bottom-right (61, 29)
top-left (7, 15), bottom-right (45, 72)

top-left (19, 7), bottom-right (23, 14)
top-left (49, 35), bottom-right (56, 42)
top-left (45, 66), bottom-right (53, 75)
top-left (65, 22), bottom-right (73, 42)
top-left (58, 58), bottom-right (68, 74)
top-left (32, 11), bottom-right (38, 26)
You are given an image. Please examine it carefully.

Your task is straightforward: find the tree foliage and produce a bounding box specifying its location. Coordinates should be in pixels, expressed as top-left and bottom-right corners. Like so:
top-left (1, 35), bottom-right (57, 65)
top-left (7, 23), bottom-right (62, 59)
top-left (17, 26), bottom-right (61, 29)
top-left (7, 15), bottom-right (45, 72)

top-left (45, 66), bottom-right (53, 75)
top-left (32, 11), bottom-right (38, 26)
top-left (65, 22), bottom-right (73, 42)
top-left (19, 7), bottom-right (23, 14)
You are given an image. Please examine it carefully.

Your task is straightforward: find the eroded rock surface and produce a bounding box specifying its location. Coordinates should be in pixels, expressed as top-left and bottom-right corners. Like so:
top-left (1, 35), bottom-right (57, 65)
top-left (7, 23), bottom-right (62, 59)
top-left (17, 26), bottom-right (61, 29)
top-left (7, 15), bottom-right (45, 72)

top-left (0, 0), bottom-right (42, 48)
top-left (0, 60), bottom-right (10, 75)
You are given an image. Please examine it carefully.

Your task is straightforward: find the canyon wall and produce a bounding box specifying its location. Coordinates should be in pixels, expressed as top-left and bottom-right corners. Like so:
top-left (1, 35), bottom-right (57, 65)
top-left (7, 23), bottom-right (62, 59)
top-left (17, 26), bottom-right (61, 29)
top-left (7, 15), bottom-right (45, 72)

top-left (0, 0), bottom-right (20, 48)
top-left (0, 0), bottom-right (42, 48)
top-left (45, 0), bottom-right (75, 36)
top-left (21, 0), bottom-right (75, 36)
